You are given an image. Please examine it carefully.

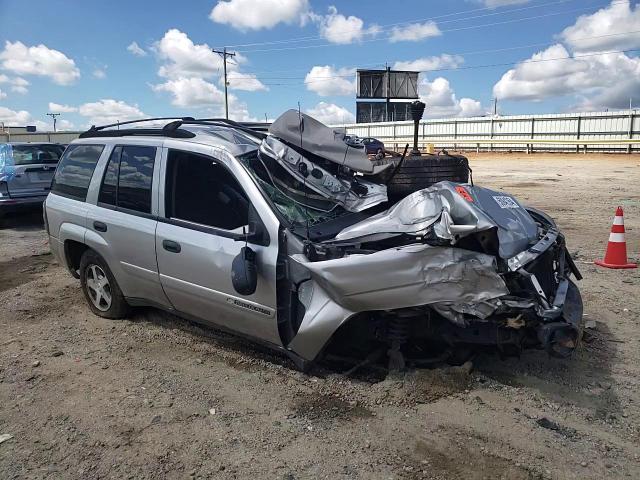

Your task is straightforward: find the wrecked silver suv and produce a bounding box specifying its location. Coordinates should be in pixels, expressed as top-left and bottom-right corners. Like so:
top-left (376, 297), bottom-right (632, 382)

top-left (45, 112), bottom-right (583, 372)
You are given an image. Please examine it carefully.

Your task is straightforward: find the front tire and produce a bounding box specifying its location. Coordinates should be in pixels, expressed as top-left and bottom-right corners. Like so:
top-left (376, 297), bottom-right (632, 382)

top-left (79, 250), bottom-right (130, 319)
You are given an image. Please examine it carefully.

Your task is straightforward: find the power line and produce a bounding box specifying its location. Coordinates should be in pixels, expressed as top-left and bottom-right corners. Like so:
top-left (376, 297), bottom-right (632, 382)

top-left (236, 1), bottom-right (627, 54)
top-left (224, 30), bottom-right (640, 81)
top-left (251, 48), bottom-right (640, 87)
top-left (225, 0), bottom-right (578, 48)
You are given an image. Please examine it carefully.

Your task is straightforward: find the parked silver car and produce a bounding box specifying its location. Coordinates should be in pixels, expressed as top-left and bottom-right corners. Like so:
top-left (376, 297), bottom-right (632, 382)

top-left (45, 113), bottom-right (583, 372)
top-left (0, 142), bottom-right (64, 216)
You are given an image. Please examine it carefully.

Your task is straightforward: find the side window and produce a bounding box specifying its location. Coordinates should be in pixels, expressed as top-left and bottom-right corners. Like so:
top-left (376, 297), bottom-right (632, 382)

top-left (51, 144), bottom-right (105, 200)
top-left (165, 149), bottom-right (249, 231)
top-left (117, 146), bottom-right (155, 213)
top-left (98, 146), bottom-right (121, 206)
top-left (97, 145), bottom-right (155, 214)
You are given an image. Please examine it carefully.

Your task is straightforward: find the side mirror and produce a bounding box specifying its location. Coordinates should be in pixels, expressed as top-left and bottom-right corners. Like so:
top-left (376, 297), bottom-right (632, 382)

top-left (231, 203), bottom-right (269, 246)
top-left (231, 246), bottom-right (257, 295)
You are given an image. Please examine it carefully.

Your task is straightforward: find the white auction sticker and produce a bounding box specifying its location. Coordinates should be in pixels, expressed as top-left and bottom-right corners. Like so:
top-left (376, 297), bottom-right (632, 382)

top-left (493, 195), bottom-right (520, 209)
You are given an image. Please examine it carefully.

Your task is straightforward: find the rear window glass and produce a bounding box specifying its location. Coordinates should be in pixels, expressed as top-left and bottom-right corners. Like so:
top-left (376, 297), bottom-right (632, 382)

top-left (51, 144), bottom-right (105, 200)
top-left (12, 144), bottom-right (65, 165)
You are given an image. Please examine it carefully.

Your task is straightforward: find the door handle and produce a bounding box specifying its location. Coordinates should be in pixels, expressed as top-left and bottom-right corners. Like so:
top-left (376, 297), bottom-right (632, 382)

top-left (162, 239), bottom-right (181, 253)
top-left (93, 221), bottom-right (107, 232)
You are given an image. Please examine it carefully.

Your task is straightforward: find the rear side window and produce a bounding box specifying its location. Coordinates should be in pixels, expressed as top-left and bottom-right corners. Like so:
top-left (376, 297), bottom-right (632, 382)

top-left (51, 144), bottom-right (105, 200)
top-left (97, 147), bottom-right (121, 206)
top-left (97, 145), bottom-right (155, 214)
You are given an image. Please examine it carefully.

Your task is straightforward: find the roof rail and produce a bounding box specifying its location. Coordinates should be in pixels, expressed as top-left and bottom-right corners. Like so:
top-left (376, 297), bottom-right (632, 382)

top-left (78, 117), bottom-right (270, 140)
top-left (78, 127), bottom-right (195, 139)
top-left (86, 117), bottom-right (196, 132)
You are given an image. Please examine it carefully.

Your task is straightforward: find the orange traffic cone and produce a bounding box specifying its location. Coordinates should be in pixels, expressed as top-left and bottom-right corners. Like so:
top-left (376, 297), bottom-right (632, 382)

top-left (595, 206), bottom-right (637, 269)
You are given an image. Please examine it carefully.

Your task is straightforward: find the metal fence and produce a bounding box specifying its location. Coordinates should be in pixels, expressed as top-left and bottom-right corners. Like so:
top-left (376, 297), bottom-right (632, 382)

top-left (0, 130), bottom-right (81, 144)
top-left (340, 110), bottom-right (640, 153)
top-left (2, 110), bottom-right (639, 153)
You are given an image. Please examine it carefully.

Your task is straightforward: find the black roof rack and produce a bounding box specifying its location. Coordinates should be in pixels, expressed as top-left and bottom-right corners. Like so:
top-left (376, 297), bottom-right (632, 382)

top-left (78, 117), bottom-right (270, 140)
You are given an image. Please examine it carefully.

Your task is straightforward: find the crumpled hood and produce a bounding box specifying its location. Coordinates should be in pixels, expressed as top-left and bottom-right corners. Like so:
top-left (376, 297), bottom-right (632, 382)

top-left (269, 109), bottom-right (388, 174)
top-left (332, 181), bottom-right (539, 259)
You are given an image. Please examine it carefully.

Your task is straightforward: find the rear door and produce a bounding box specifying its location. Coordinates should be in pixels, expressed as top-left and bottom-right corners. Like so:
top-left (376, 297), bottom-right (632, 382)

top-left (84, 141), bottom-right (171, 307)
top-left (7, 144), bottom-right (63, 197)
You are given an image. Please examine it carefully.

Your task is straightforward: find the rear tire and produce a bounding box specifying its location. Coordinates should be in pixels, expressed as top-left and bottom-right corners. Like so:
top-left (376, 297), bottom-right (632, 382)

top-left (387, 153), bottom-right (469, 202)
top-left (79, 250), bottom-right (130, 319)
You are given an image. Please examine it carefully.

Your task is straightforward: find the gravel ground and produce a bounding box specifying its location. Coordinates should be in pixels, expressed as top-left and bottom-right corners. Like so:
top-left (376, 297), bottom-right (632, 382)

top-left (0, 153), bottom-right (639, 479)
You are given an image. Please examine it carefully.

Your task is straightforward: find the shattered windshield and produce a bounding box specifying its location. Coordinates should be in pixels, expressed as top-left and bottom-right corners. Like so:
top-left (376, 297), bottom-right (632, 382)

top-left (238, 150), bottom-right (350, 227)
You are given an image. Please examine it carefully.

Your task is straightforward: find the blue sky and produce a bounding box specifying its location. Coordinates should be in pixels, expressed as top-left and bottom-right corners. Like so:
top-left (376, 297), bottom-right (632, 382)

top-left (0, 0), bottom-right (639, 130)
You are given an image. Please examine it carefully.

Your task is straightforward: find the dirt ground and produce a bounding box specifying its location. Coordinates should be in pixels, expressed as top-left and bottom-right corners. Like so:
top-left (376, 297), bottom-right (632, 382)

top-left (1, 153), bottom-right (639, 480)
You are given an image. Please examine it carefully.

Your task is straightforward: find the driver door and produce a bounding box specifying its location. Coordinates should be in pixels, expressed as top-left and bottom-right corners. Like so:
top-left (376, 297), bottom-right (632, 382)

top-left (155, 144), bottom-right (282, 346)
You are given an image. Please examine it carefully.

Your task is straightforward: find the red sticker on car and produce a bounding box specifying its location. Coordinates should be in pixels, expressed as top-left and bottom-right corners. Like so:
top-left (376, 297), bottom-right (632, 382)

top-left (456, 185), bottom-right (473, 202)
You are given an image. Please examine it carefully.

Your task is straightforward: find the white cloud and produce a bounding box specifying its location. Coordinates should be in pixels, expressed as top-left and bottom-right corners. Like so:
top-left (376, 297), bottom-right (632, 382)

top-left (0, 106), bottom-right (76, 130)
top-left (560, 0), bottom-right (640, 53)
top-left (10, 77), bottom-right (29, 94)
top-left (457, 98), bottom-right (485, 117)
top-left (151, 29), bottom-right (262, 120)
top-left (92, 67), bottom-right (107, 79)
top-left (48, 102), bottom-right (77, 113)
top-left (306, 102), bottom-right (355, 124)
top-left (127, 41), bottom-right (147, 57)
top-left (154, 29), bottom-right (254, 80)
top-left (225, 71), bottom-right (268, 91)
top-left (493, 45), bottom-right (640, 109)
top-left (313, 6), bottom-right (379, 44)
top-left (152, 77), bottom-right (256, 120)
top-left (393, 54), bottom-right (464, 72)
top-left (0, 74), bottom-right (29, 94)
top-left (78, 99), bottom-right (145, 125)
top-left (389, 21), bottom-right (441, 43)
top-left (153, 77), bottom-right (225, 108)
top-left (0, 88), bottom-right (6, 100)
top-left (419, 76), bottom-right (485, 118)
top-left (210, 0), bottom-right (309, 30)
top-left (481, 0), bottom-right (530, 8)
top-left (304, 65), bottom-right (356, 96)
top-left (493, 1), bottom-right (640, 110)
top-left (33, 119), bottom-right (76, 132)
top-left (0, 40), bottom-right (80, 85)
top-left (156, 29), bottom-right (225, 79)
top-left (0, 106), bottom-right (32, 125)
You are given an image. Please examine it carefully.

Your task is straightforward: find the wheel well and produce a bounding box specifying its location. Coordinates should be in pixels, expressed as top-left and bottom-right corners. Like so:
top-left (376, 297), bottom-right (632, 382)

top-left (64, 240), bottom-right (90, 278)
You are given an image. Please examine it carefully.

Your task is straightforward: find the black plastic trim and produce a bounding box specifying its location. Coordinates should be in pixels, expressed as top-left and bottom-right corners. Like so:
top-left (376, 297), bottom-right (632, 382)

top-left (79, 128), bottom-right (195, 139)
top-left (157, 216), bottom-right (268, 246)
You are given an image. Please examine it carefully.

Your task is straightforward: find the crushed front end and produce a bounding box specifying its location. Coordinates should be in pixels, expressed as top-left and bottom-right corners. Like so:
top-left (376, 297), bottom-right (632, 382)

top-left (286, 183), bottom-right (583, 369)
top-left (239, 111), bottom-right (584, 370)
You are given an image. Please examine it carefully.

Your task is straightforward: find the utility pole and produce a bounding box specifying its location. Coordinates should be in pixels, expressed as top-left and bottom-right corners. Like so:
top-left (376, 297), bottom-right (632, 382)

top-left (46, 112), bottom-right (60, 132)
top-left (493, 98), bottom-right (498, 116)
top-left (212, 47), bottom-right (236, 119)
